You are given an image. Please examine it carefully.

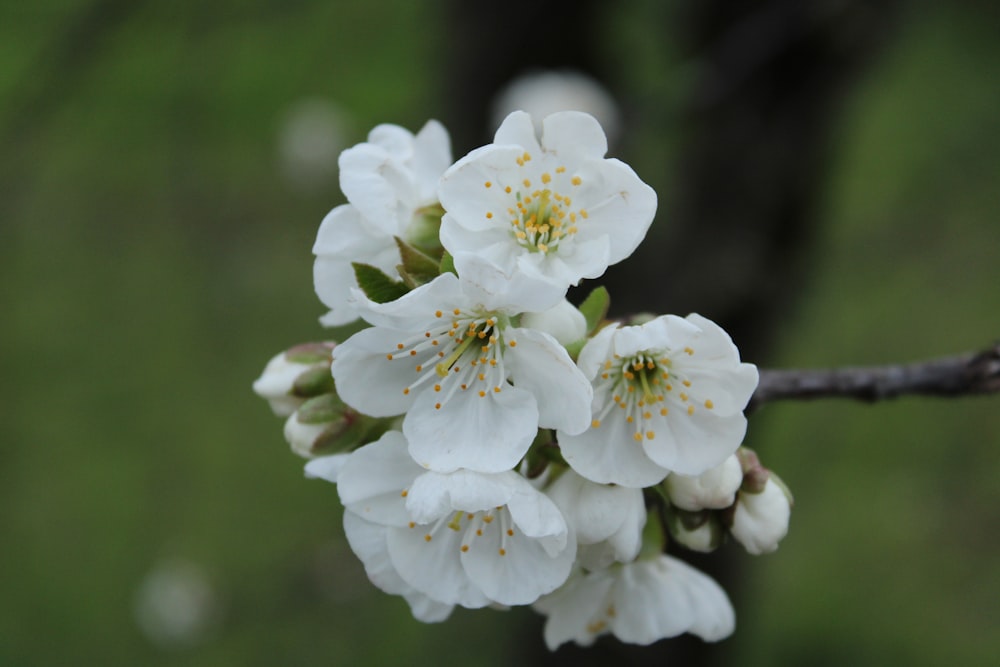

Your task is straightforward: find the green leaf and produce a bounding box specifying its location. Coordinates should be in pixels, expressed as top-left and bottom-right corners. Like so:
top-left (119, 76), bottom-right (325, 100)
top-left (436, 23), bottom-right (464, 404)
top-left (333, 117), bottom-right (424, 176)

top-left (578, 285), bottom-right (610, 334)
top-left (439, 250), bottom-right (456, 275)
top-left (394, 236), bottom-right (440, 286)
top-left (352, 262), bottom-right (409, 303)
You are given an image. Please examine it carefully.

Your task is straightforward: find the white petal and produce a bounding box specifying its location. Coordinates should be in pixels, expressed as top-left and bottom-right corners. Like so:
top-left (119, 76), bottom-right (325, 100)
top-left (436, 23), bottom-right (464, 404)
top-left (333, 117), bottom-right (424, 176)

top-left (330, 327), bottom-right (426, 417)
top-left (452, 252), bottom-right (566, 313)
top-left (643, 408), bottom-right (747, 476)
top-left (342, 512), bottom-right (411, 596)
top-left (387, 523), bottom-right (491, 608)
top-left (404, 383), bottom-right (538, 473)
top-left (610, 556), bottom-right (734, 645)
top-left (536, 570), bottom-right (615, 649)
top-left (439, 145), bottom-right (526, 232)
top-left (540, 111), bottom-right (608, 160)
top-left (559, 407), bottom-right (670, 488)
top-left (576, 322), bottom-right (619, 379)
top-left (402, 592), bottom-right (453, 623)
top-left (493, 110), bottom-right (542, 154)
top-left (519, 299), bottom-right (586, 346)
top-left (546, 471), bottom-right (642, 547)
top-left (460, 515), bottom-right (575, 606)
top-left (404, 469), bottom-right (520, 523)
top-left (336, 432), bottom-right (423, 527)
top-left (338, 143), bottom-right (413, 235)
top-left (411, 120), bottom-right (453, 201)
top-left (502, 327), bottom-right (593, 434)
top-left (303, 453), bottom-right (350, 483)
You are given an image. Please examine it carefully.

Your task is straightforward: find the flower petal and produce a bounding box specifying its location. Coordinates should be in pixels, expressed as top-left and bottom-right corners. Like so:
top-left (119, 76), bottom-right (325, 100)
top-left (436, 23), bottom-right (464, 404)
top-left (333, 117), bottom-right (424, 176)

top-left (404, 382), bottom-right (539, 473)
top-left (337, 432), bottom-right (423, 527)
top-left (502, 327), bottom-right (593, 434)
top-left (540, 110), bottom-right (608, 160)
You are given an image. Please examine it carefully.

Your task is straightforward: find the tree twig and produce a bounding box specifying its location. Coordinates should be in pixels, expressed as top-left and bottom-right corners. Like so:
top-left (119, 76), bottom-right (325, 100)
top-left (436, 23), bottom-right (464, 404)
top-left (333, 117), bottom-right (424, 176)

top-left (748, 342), bottom-right (1000, 412)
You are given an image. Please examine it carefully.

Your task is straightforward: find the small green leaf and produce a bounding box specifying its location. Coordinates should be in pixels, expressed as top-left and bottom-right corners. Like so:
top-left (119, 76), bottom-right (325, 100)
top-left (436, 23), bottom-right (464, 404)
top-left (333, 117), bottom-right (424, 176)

top-left (394, 236), bottom-right (440, 285)
top-left (439, 250), bottom-right (456, 276)
top-left (352, 262), bottom-right (409, 303)
top-left (578, 285), bottom-right (610, 334)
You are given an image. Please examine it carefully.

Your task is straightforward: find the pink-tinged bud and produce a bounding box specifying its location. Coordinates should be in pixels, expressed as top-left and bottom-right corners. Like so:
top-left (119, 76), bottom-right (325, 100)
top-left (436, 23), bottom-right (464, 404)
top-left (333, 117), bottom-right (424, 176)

top-left (664, 454), bottom-right (743, 511)
top-left (252, 342), bottom-right (336, 416)
top-left (728, 476), bottom-right (792, 555)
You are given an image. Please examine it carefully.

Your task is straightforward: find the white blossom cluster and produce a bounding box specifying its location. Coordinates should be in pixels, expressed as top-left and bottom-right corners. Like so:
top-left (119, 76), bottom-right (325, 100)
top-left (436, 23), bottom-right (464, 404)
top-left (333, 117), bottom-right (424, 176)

top-left (254, 111), bottom-right (793, 649)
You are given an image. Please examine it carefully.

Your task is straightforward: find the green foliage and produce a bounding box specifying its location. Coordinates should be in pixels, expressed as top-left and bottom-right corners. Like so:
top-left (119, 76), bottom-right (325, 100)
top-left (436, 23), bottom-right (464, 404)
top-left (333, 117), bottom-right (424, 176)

top-left (352, 262), bottom-right (410, 303)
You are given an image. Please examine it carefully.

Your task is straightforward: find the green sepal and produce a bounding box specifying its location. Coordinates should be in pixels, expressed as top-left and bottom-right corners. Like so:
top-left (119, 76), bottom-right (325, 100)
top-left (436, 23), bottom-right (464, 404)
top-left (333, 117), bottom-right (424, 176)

top-left (291, 366), bottom-right (335, 397)
top-left (563, 338), bottom-right (586, 361)
top-left (395, 236), bottom-right (440, 287)
top-left (284, 342), bottom-right (334, 365)
top-left (295, 393), bottom-right (347, 424)
top-left (578, 285), bottom-right (610, 335)
top-left (352, 262), bottom-right (410, 303)
top-left (439, 250), bottom-right (457, 276)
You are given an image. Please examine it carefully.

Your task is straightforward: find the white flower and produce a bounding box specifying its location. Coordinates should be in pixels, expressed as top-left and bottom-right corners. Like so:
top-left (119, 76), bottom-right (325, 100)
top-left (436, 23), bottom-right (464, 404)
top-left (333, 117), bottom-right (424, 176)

top-left (335, 432), bottom-right (576, 608)
top-left (438, 110), bottom-right (656, 290)
top-left (730, 477), bottom-right (792, 555)
top-left (664, 454), bottom-right (743, 511)
top-left (313, 120), bottom-right (452, 326)
top-left (546, 470), bottom-right (645, 570)
top-left (558, 314), bottom-right (759, 487)
top-left (331, 261), bottom-right (593, 473)
top-left (535, 555), bottom-right (735, 649)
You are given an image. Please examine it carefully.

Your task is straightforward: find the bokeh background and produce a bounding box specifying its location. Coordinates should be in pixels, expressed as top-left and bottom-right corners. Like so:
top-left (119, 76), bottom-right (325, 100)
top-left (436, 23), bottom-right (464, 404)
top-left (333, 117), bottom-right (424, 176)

top-left (2, 1), bottom-right (998, 665)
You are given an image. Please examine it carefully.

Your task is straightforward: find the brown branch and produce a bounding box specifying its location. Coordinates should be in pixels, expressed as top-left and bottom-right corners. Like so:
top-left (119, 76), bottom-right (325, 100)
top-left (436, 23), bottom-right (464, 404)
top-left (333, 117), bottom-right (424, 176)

top-left (748, 342), bottom-right (1000, 412)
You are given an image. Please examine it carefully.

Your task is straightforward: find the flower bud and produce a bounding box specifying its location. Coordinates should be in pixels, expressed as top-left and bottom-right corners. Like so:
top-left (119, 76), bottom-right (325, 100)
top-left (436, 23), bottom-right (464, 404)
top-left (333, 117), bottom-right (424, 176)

top-left (728, 475), bottom-right (792, 555)
top-left (253, 342), bottom-right (335, 417)
top-left (282, 394), bottom-right (367, 458)
top-left (520, 299), bottom-right (587, 346)
top-left (664, 454), bottom-right (743, 511)
top-left (667, 509), bottom-right (724, 553)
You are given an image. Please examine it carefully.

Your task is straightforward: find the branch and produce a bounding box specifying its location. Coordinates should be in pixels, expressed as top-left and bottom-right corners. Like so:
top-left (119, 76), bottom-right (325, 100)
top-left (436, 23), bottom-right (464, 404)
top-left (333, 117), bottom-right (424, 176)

top-left (748, 342), bottom-right (1000, 412)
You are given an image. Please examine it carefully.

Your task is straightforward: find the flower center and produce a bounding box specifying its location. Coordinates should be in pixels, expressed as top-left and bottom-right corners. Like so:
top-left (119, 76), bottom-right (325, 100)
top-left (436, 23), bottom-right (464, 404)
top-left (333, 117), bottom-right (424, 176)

top-left (482, 152), bottom-right (589, 255)
top-left (589, 348), bottom-right (714, 442)
top-left (385, 308), bottom-right (511, 409)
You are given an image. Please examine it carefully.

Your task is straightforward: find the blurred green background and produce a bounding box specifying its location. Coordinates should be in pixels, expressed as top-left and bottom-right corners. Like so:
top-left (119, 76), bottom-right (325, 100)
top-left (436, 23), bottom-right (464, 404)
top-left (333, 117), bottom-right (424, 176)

top-left (1, 1), bottom-right (998, 665)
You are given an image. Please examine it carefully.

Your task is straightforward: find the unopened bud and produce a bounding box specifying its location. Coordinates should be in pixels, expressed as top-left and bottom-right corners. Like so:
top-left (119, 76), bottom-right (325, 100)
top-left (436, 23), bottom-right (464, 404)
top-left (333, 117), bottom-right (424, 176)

top-left (728, 476), bottom-right (792, 555)
top-left (283, 394), bottom-right (367, 458)
top-left (253, 342), bottom-right (336, 416)
top-left (521, 299), bottom-right (587, 346)
top-left (664, 454), bottom-right (743, 511)
top-left (667, 509), bottom-right (724, 553)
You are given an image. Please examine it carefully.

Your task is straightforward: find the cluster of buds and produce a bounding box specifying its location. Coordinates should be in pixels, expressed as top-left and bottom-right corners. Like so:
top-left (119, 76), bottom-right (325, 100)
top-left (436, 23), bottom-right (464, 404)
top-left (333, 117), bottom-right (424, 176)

top-left (664, 448), bottom-right (793, 555)
top-left (253, 110), bottom-right (793, 649)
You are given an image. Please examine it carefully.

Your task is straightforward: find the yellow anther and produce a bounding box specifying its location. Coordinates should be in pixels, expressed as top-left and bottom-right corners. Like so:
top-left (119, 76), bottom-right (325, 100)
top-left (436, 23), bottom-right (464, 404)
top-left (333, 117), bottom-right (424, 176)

top-left (626, 416), bottom-right (633, 423)
top-left (646, 431), bottom-right (655, 440)
top-left (592, 419), bottom-right (601, 428)
top-left (386, 354), bottom-right (393, 360)
top-left (461, 545), bottom-right (469, 552)
top-left (486, 211), bottom-right (493, 219)
top-left (633, 432), bottom-right (642, 441)
top-left (682, 380), bottom-right (691, 387)
top-left (400, 490), bottom-right (408, 497)
top-left (505, 185), bottom-right (512, 193)
top-left (506, 528), bottom-right (514, 536)
top-left (660, 408), bottom-right (668, 416)
top-left (460, 383), bottom-right (467, 390)
top-left (571, 176), bottom-right (582, 186)
top-left (687, 405), bottom-right (695, 415)
top-left (508, 340), bottom-right (517, 347)
top-left (580, 209), bottom-right (588, 218)
top-left (537, 243), bottom-right (548, 252)
top-left (478, 373), bottom-right (485, 381)
top-left (434, 384), bottom-right (441, 392)
top-left (541, 172), bottom-right (551, 184)
top-left (478, 390), bottom-right (486, 397)
top-left (643, 412), bottom-right (652, 419)
top-left (408, 521), bottom-right (415, 528)
top-left (523, 178), bottom-right (531, 188)
top-left (684, 346), bottom-right (694, 355)
top-left (409, 350), bottom-right (416, 356)
top-left (396, 343), bottom-right (404, 350)
top-left (523, 152), bottom-right (531, 161)
top-left (424, 534), bottom-right (432, 542)
top-left (403, 388), bottom-right (410, 395)
top-left (493, 386), bottom-right (501, 393)
top-left (453, 308), bottom-right (461, 316)
top-left (484, 181), bottom-right (492, 188)
top-left (705, 399), bottom-right (714, 409)
top-left (556, 166), bottom-right (566, 173)
top-left (483, 515), bottom-right (493, 524)
top-left (680, 393), bottom-right (688, 401)
top-left (498, 548), bottom-right (506, 556)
